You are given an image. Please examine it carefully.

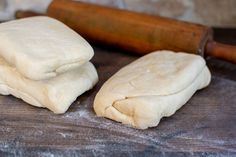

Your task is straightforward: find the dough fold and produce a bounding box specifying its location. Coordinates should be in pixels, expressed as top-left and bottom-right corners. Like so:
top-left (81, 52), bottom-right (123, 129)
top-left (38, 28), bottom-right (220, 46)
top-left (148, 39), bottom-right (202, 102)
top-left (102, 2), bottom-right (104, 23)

top-left (0, 16), bottom-right (98, 113)
top-left (94, 51), bottom-right (211, 129)
top-left (0, 57), bottom-right (98, 114)
top-left (0, 16), bottom-right (94, 80)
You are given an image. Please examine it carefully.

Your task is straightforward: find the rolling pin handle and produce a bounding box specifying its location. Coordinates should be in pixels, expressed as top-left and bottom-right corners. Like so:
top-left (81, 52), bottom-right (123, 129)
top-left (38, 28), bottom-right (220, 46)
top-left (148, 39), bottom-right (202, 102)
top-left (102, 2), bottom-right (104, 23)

top-left (206, 41), bottom-right (236, 64)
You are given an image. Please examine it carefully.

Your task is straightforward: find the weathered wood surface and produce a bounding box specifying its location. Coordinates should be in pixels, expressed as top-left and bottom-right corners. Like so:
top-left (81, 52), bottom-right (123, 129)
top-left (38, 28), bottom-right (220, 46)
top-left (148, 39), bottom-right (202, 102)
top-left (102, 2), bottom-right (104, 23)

top-left (0, 29), bottom-right (236, 157)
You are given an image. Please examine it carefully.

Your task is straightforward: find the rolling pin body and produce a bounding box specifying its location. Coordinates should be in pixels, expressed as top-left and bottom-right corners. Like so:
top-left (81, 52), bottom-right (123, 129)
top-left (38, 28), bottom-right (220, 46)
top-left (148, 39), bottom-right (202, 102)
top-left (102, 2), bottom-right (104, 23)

top-left (47, 0), bottom-right (212, 56)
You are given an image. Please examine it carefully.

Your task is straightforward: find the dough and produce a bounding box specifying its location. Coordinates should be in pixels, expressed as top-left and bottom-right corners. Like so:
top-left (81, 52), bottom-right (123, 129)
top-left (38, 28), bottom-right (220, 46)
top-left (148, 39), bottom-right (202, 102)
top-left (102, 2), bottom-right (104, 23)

top-left (94, 51), bottom-right (211, 129)
top-left (0, 16), bottom-right (94, 80)
top-left (0, 57), bottom-right (98, 114)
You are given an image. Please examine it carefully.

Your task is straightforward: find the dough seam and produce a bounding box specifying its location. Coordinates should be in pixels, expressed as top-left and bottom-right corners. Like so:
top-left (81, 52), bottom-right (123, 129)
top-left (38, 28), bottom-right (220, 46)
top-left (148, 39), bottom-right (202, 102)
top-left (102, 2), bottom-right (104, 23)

top-left (110, 65), bottom-right (207, 110)
top-left (0, 83), bottom-right (45, 108)
top-left (39, 59), bottom-right (88, 78)
top-left (55, 57), bottom-right (90, 73)
top-left (105, 66), bottom-right (210, 128)
top-left (102, 65), bottom-right (207, 119)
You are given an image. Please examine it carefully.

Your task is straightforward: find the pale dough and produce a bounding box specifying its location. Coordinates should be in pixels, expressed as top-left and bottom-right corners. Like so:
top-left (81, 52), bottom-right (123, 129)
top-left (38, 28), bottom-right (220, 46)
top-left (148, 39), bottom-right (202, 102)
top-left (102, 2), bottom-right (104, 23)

top-left (0, 16), bottom-right (94, 80)
top-left (94, 51), bottom-right (211, 129)
top-left (0, 57), bottom-right (98, 114)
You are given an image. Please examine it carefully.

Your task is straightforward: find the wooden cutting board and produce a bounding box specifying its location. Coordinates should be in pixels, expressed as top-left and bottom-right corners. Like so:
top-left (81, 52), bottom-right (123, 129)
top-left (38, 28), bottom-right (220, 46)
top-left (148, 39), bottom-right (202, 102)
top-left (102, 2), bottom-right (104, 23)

top-left (0, 28), bottom-right (235, 157)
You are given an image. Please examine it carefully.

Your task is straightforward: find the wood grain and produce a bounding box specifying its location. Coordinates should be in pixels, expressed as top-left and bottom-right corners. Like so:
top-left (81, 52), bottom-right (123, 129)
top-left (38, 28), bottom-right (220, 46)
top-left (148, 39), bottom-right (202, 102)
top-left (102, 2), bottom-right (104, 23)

top-left (0, 29), bottom-right (235, 157)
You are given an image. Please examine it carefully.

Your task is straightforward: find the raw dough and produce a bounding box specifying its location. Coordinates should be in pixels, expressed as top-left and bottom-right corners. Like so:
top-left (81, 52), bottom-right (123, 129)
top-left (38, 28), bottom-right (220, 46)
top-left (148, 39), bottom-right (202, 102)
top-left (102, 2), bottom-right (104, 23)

top-left (0, 57), bottom-right (98, 114)
top-left (94, 51), bottom-right (211, 129)
top-left (0, 16), bottom-right (94, 80)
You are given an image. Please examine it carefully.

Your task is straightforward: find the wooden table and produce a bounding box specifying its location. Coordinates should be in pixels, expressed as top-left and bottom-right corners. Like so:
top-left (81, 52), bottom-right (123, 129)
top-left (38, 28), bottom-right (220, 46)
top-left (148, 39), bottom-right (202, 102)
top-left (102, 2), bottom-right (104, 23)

top-left (0, 28), bottom-right (235, 157)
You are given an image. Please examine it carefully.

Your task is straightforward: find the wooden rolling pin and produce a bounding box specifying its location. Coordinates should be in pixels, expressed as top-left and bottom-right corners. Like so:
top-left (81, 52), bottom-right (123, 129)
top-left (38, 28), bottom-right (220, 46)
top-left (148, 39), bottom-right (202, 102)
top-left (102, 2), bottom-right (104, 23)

top-left (16, 0), bottom-right (236, 64)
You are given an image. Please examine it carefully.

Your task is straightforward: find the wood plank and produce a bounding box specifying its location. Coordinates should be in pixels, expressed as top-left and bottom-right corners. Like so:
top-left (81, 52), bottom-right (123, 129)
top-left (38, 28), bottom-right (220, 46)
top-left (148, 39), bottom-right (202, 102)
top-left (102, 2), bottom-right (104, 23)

top-left (0, 29), bottom-right (236, 156)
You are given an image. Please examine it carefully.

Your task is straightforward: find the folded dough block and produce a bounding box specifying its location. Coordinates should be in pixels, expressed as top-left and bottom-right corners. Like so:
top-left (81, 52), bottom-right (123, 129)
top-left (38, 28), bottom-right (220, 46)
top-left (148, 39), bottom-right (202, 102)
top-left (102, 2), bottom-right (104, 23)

top-left (0, 16), bottom-right (94, 80)
top-left (0, 57), bottom-right (98, 114)
top-left (94, 51), bottom-right (211, 129)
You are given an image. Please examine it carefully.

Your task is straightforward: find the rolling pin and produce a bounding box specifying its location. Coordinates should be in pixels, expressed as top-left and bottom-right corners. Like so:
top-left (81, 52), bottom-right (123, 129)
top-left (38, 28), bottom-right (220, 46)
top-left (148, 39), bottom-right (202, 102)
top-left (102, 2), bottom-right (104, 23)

top-left (16, 0), bottom-right (236, 64)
